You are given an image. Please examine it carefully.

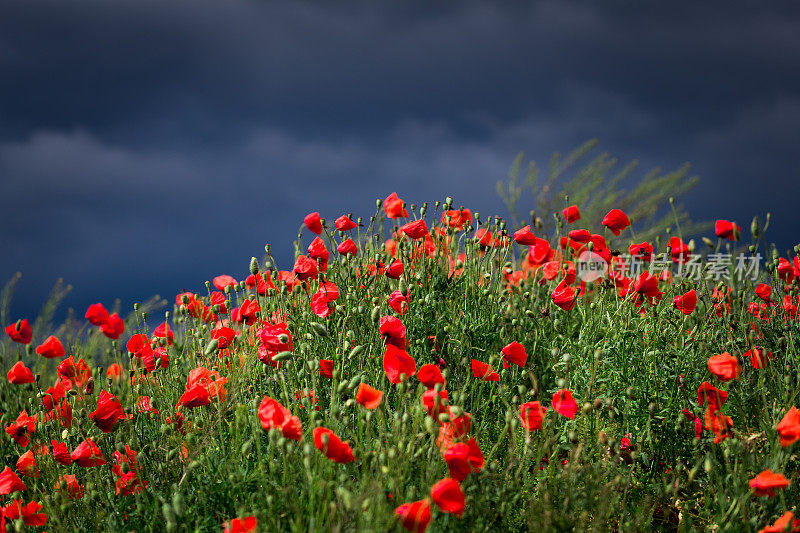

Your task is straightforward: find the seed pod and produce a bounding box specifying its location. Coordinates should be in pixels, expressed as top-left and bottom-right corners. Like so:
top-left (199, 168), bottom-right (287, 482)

top-left (348, 374), bottom-right (362, 389)
top-left (203, 338), bottom-right (219, 355)
top-left (172, 492), bottom-right (185, 517)
top-left (349, 345), bottom-right (365, 360)
top-left (310, 322), bottom-right (328, 338)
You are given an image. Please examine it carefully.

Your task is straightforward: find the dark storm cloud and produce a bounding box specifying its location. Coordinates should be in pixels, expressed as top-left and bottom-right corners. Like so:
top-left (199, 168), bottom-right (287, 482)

top-left (1, 0), bottom-right (799, 318)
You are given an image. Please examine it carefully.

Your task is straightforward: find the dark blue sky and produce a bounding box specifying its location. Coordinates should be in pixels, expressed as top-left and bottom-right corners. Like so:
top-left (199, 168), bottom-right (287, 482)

top-left (2, 0), bottom-right (799, 320)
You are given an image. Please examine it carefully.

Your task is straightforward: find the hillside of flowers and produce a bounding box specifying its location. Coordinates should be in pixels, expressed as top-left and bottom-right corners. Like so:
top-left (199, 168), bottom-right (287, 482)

top-left (1, 193), bottom-right (799, 532)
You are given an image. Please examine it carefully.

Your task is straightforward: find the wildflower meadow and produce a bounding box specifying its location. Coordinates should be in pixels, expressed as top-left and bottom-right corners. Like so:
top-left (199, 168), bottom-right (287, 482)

top-left (1, 191), bottom-right (799, 532)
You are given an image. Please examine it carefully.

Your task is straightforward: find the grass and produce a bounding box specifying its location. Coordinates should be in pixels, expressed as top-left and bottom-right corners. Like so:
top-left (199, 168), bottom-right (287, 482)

top-left (0, 194), bottom-right (798, 532)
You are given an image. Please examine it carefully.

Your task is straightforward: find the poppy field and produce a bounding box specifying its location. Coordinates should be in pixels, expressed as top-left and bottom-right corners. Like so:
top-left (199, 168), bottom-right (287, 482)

top-left (1, 193), bottom-right (800, 532)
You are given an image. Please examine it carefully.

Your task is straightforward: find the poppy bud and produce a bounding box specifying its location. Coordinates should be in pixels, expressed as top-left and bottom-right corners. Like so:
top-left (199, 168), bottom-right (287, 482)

top-left (702, 237), bottom-right (714, 248)
top-left (203, 338), bottom-right (219, 355)
top-left (310, 323), bottom-right (328, 338)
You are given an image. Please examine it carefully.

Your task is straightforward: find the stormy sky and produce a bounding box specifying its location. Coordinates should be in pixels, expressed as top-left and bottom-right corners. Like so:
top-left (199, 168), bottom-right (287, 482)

top-left (2, 0), bottom-right (799, 321)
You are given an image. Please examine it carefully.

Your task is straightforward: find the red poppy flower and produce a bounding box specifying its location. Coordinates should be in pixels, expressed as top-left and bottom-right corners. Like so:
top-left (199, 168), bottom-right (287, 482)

top-left (106, 363), bottom-right (122, 382)
top-left (210, 326), bottom-right (236, 349)
top-left (33, 334), bottom-right (64, 358)
top-left (602, 209), bottom-right (630, 236)
top-left (90, 390), bottom-right (130, 433)
top-left (668, 237), bottom-right (691, 264)
top-left (422, 389), bottom-right (449, 417)
top-left (57, 356), bottom-right (91, 390)
top-left (101, 313), bottom-right (125, 339)
top-left (152, 322), bottom-right (175, 345)
top-left (430, 478), bottom-right (465, 517)
top-left (437, 412), bottom-right (472, 450)
top-left (293, 254), bottom-right (319, 281)
top-left (697, 382), bottom-right (728, 412)
top-left (715, 220), bottom-right (741, 241)
top-left (245, 272), bottom-right (273, 295)
top-left (552, 389), bottom-right (578, 419)
top-left (777, 257), bottom-right (797, 283)
top-left (313, 427), bottom-right (354, 463)
top-left (551, 280), bottom-right (577, 311)
top-left (85, 303), bottom-right (110, 325)
top-left (443, 438), bottom-right (483, 481)
top-left (127, 333), bottom-right (154, 368)
top-left (5, 319), bottom-right (32, 344)
top-left (519, 401), bottom-right (547, 431)
top-left (5, 411), bottom-right (35, 447)
top-left (568, 229), bottom-right (591, 244)
top-left (673, 289), bottom-right (697, 315)
top-left (258, 396), bottom-right (302, 441)
top-left (384, 192), bottom-right (408, 219)
top-left (441, 208), bottom-right (472, 230)
top-left (501, 341), bottom-right (527, 369)
top-left (337, 238), bottom-right (358, 256)
top-left (395, 498), bottom-right (431, 533)
top-left (308, 237), bottom-right (330, 271)
top-left (471, 359), bottom-right (499, 381)
top-left (703, 407), bottom-right (734, 444)
top-left (563, 205), bottom-right (580, 223)
top-left (759, 511), bottom-right (800, 533)
top-left (137, 396), bottom-right (158, 417)
top-left (46, 399), bottom-right (72, 429)
top-left (213, 275), bottom-right (237, 291)
top-left (258, 322), bottom-right (293, 354)
top-left (71, 438), bottom-right (107, 467)
top-left (16, 450), bottom-right (38, 478)
top-left (320, 281), bottom-right (341, 301)
top-left (7, 361), bottom-right (34, 385)
top-left (51, 440), bottom-right (73, 465)
top-left (629, 241), bottom-right (653, 262)
top-left (385, 260), bottom-right (405, 280)
top-left (57, 474), bottom-right (83, 500)
top-left (186, 367), bottom-right (228, 402)
top-left (632, 271), bottom-right (663, 303)
top-left (310, 293), bottom-right (333, 318)
top-left (355, 383), bottom-right (383, 409)
top-left (749, 470), bottom-right (789, 497)
top-left (186, 299), bottom-right (215, 323)
top-left (743, 346), bottom-right (772, 369)
top-left (389, 290), bottom-right (410, 315)
top-left (0, 467), bottom-right (26, 495)
top-left (513, 225), bottom-right (537, 245)
top-left (304, 211), bottom-right (323, 234)
top-left (417, 364), bottom-right (445, 389)
top-left (708, 352), bottom-right (741, 382)
top-left (401, 219), bottom-right (429, 240)
top-left (334, 215), bottom-right (357, 231)
top-left (383, 344), bottom-right (416, 384)
top-left (777, 406), bottom-right (800, 447)
top-left (379, 315), bottom-right (407, 349)
top-left (755, 283), bottom-right (773, 302)
top-left (2, 499), bottom-right (47, 526)
top-left (177, 383), bottom-right (211, 408)
top-left (209, 291), bottom-right (229, 314)
top-left (223, 516), bottom-right (258, 533)
top-left (318, 359), bottom-right (334, 378)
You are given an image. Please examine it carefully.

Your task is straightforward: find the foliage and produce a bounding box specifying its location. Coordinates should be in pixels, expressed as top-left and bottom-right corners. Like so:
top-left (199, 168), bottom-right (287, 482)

top-left (0, 194), bottom-right (798, 532)
top-left (496, 139), bottom-right (711, 243)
